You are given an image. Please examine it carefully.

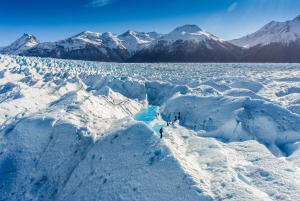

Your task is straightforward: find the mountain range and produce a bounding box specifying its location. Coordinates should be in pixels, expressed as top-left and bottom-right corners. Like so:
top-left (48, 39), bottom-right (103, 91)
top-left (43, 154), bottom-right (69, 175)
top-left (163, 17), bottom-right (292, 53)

top-left (1, 15), bottom-right (300, 63)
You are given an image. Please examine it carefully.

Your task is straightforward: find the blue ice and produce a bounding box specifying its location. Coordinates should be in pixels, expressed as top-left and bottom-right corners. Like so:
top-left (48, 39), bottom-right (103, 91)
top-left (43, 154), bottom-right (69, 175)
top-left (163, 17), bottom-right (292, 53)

top-left (134, 105), bottom-right (158, 125)
top-left (152, 122), bottom-right (166, 135)
top-left (134, 106), bottom-right (165, 135)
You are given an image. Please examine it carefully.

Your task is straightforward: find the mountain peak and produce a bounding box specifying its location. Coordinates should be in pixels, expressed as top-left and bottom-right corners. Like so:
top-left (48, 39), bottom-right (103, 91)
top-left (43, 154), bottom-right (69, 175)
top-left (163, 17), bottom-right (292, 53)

top-left (293, 15), bottom-right (300, 21)
top-left (160, 24), bottom-right (223, 43)
top-left (173, 24), bottom-right (202, 33)
top-left (102, 32), bottom-right (116, 38)
top-left (263, 21), bottom-right (280, 30)
top-left (19, 33), bottom-right (39, 42)
top-left (127, 30), bottom-right (136, 34)
top-left (73, 31), bottom-right (101, 38)
top-left (81, 30), bottom-right (93, 34)
top-left (120, 30), bottom-right (138, 37)
top-left (229, 15), bottom-right (300, 47)
top-left (21, 33), bottom-right (38, 41)
top-left (148, 31), bottom-right (158, 34)
top-left (0, 33), bottom-right (40, 55)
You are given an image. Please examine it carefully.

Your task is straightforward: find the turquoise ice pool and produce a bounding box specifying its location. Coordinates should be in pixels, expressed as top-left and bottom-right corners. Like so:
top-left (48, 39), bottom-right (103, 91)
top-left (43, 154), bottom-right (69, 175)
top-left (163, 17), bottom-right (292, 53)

top-left (134, 105), bottom-right (158, 124)
top-left (134, 105), bottom-right (166, 135)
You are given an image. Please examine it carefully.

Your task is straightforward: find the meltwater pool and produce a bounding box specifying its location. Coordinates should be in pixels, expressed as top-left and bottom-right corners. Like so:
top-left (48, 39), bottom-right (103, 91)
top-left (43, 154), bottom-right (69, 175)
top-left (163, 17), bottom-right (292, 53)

top-left (134, 105), bottom-right (158, 125)
top-left (134, 106), bottom-right (166, 135)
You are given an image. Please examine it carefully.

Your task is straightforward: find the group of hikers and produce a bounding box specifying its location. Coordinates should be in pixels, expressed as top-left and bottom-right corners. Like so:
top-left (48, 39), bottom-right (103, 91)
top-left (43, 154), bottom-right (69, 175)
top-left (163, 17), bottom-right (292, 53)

top-left (159, 112), bottom-right (181, 138)
top-left (166, 112), bottom-right (180, 126)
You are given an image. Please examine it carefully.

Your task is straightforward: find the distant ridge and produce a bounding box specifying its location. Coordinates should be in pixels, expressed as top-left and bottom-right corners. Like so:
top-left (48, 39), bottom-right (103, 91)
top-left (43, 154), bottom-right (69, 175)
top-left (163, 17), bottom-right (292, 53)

top-left (229, 15), bottom-right (300, 47)
top-left (229, 15), bottom-right (300, 62)
top-left (1, 15), bottom-right (300, 63)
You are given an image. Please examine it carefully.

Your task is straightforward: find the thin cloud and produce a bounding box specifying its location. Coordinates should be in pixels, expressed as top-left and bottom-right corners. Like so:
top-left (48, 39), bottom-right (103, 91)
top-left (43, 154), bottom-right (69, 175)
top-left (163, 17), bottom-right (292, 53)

top-left (86, 0), bottom-right (114, 7)
top-left (228, 2), bottom-right (237, 12)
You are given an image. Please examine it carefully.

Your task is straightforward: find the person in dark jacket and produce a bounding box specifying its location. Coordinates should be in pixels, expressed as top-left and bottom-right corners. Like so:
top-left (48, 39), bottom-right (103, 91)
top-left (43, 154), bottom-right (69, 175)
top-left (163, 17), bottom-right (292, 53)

top-left (159, 127), bottom-right (163, 138)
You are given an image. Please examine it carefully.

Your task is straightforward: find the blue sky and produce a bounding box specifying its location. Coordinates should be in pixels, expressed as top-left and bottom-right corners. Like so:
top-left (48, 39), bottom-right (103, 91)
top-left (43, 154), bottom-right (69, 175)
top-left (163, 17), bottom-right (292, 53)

top-left (0, 0), bottom-right (299, 46)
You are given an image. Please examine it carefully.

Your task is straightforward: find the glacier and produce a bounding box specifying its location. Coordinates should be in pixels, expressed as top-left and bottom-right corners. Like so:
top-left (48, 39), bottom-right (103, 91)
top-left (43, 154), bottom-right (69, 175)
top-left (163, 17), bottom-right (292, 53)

top-left (1, 54), bottom-right (300, 200)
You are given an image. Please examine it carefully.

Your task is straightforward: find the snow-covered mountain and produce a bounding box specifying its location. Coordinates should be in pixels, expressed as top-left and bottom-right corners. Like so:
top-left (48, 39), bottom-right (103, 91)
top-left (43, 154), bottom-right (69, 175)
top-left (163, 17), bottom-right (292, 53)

top-left (0, 33), bottom-right (40, 55)
top-left (0, 30), bottom-right (164, 61)
top-left (0, 25), bottom-right (243, 63)
top-left (230, 15), bottom-right (300, 48)
top-left (158, 24), bottom-right (224, 43)
top-left (2, 55), bottom-right (300, 200)
top-left (127, 24), bottom-right (241, 62)
top-left (2, 17), bottom-right (300, 63)
top-left (20, 31), bottom-right (130, 62)
top-left (117, 30), bottom-right (163, 55)
top-left (228, 15), bottom-right (300, 62)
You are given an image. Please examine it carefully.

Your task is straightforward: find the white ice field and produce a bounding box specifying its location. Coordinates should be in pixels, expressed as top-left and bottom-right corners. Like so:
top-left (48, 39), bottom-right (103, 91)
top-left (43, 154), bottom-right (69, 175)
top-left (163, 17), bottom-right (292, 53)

top-left (1, 54), bottom-right (300, 200)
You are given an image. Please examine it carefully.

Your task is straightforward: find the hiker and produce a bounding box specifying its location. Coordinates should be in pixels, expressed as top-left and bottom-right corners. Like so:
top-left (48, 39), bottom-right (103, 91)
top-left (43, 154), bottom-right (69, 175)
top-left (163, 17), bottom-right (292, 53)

top-left (167, 122), bottom-right (170, 126)
top-left (159, 127), bottom-right (163, 138)
top-left (174, 116), bottom-right (178, 123)
top-left (178, 112), bottom-right (180, 120)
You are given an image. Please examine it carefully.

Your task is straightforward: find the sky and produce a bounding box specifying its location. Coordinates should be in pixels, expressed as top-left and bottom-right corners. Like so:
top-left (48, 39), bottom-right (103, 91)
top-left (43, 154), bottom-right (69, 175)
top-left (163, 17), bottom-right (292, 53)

top-left (0, 0), bottom-right (300, 46)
